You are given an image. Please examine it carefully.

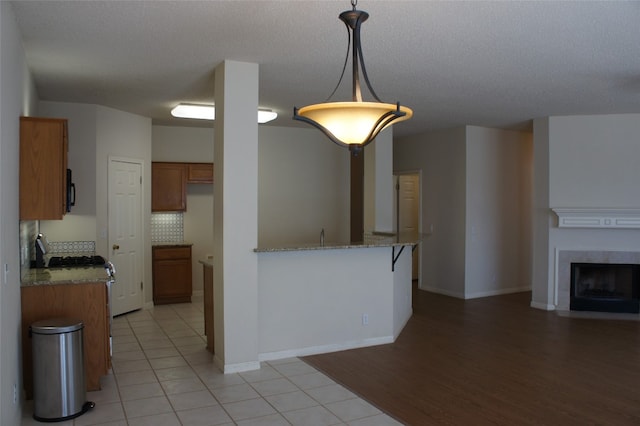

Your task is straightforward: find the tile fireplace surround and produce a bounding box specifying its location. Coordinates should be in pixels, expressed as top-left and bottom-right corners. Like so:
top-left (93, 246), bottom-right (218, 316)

top-left (556, 250), bottom-right (640, 311)
top-left (552, 208), bottom-right (640, 314)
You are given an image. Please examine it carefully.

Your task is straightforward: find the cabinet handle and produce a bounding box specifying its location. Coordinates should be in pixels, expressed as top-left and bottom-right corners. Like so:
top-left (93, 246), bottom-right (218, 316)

top-left (112, 244), bottom-right (120, 250)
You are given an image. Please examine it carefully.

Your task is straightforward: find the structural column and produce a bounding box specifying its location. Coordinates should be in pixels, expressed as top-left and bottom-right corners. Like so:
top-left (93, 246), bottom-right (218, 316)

top-left (363, 128), bottom-right (394, 234)
top-left (213, 60), bottom-right (260, 372)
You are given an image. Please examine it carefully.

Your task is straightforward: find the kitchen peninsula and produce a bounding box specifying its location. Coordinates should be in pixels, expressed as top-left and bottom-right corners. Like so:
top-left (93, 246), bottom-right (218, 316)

top-left (255, 232), bottom-right (422, 253)
top-left (253, 232), bottom-right (421, 360)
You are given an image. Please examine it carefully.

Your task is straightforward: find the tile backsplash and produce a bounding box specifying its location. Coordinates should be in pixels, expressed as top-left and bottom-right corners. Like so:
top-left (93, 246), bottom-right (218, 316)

top-left (47, 240), bottom-right (95, 254)
top-left (151, 212), bottom-right (184, 243)
top-left (20, 220), bottom-right (38, 278)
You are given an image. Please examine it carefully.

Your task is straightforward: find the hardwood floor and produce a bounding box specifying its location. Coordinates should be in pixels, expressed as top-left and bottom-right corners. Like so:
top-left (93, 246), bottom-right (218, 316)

top-left (302, 286), bottom-right (640, 425)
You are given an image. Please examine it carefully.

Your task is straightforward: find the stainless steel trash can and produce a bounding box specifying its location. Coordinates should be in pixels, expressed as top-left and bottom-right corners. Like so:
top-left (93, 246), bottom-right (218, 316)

top-left (30, 318), bottom-right (94, 422)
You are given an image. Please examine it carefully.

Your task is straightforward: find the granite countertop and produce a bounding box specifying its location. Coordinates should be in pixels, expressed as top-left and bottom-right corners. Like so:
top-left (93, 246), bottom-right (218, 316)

top-left (152, 242), bottom-right (193, 247)
top-left (254, 232), bottom-right (425, 253)
top-left (22, 266), bottom-right (110, 287)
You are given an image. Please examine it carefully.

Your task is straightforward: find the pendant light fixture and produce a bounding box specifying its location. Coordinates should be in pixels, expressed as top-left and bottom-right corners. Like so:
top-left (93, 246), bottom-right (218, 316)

top-left (293, 0), bottom-right (412, 155)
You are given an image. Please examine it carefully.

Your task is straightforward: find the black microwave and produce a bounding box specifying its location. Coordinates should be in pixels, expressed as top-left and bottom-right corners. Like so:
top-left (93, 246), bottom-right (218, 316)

top-left (66, 169), bottom-right (76, 212)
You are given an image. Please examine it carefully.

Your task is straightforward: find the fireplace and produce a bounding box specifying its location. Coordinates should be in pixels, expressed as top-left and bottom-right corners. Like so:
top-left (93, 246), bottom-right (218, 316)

top-left (549, 209), bottom-right (640, 313)
top-left (570, 263), bottom-right (640, 313)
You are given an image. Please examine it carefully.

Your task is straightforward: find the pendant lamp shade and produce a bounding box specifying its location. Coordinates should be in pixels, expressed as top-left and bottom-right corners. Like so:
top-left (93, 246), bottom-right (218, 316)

top-left (295, 101), bottom-right (412, 147)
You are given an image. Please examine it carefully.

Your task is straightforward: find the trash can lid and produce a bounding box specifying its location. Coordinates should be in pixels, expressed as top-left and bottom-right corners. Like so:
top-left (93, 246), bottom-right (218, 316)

top-left (30, 318), bottom-right (84, 334)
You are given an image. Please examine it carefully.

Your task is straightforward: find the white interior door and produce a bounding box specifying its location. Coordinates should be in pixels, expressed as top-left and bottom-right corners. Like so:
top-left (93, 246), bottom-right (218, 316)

top-left (109, 158), bottom-right (143, 316)
top-left (397, 174), bottom-right (420, 280)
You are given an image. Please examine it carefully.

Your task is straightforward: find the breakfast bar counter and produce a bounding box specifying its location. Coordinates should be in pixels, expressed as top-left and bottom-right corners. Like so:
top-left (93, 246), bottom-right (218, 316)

top-left (254, 231), bottom-right (423, 253)
top-left (253, 232), bottom-right (422, 361)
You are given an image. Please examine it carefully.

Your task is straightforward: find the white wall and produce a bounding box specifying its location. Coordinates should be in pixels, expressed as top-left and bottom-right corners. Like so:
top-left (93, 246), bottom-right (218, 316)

top-left (394, 127), bottom-right (467, 297)
top-left (258, 126), bottom-right (350, 246)
top-left (549, 114), bottom-right (640, 208)
top-left (394, 126), bottom-right (532, 299)
top-left (465, 126), bottom-right (533, 298)
top-left (0, 2), bottom-right (38, 423)
top-left (532, 114), bottom-right (640, 309)
top-left (152, 125), bottom-right (214, 162)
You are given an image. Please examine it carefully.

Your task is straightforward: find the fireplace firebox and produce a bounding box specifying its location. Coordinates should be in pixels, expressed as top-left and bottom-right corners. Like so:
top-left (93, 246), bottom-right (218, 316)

top-left (570, 263), bottom-right (640, 313)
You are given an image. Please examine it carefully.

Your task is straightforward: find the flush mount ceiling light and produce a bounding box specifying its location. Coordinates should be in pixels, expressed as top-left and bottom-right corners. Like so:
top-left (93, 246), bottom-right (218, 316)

top-left (293, 0), bottom-right (412, 155)
top-left (171, 104), bottom-right (278, 124)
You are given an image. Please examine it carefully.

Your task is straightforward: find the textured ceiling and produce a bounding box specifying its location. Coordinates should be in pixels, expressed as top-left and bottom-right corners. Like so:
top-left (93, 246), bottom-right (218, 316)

top-left (10, 0), bottom-right (640, 139)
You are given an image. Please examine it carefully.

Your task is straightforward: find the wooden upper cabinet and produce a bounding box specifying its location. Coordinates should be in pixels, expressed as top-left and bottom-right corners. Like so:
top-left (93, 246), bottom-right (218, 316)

top-left (20, 117), bottom-right (68, 220)
top-left (152, 162), bottom-right (213, 211)
top-left (187, 163), bottom-right (214, 184)
top-left (152, 162), bottom-right (187, 212)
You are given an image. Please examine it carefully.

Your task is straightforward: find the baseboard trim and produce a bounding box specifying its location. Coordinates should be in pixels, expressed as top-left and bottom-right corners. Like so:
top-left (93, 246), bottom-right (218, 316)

top-left (465, 286), bottom-right (531, 300)
top-left (422, 286), bottom-right (465, 299)
top-left (530, 300), bottom-right (556, 311)
top-left (422, 285), bottom-right (532, 300)
top-left (215, 358), bottom-right (261, 374)
top-left (258, 336), bottom-right (395, 362)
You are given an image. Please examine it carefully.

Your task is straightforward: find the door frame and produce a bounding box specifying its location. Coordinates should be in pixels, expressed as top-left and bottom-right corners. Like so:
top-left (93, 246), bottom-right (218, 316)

top-left (108, 156), bottom-right (145, 315)
top-left (394, 169), bottom-right (422, 287)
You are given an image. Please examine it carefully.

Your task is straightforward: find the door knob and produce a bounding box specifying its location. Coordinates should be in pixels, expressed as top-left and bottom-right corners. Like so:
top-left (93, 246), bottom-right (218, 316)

top-left (112, 244), bottom-right (120, 250)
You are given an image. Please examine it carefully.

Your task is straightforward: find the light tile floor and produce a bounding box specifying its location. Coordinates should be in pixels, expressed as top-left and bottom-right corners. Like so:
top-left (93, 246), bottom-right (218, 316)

top-left (22, 296), bottom-right (402, 425)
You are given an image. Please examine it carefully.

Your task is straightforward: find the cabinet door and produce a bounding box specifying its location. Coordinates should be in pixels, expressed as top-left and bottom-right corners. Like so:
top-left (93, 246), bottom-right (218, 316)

top-left (152, 246), bottom-right (192, 304)
top-left (152, 162), bottom-right (186, 211)
top-left (187, 163), bottom-right (214, 184)
top-left (19, 117), bottom-right (68, 220)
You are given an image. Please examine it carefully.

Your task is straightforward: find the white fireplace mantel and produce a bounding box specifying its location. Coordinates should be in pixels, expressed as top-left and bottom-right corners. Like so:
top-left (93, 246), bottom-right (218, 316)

top-left (553, 208), bottom-right (640, 229)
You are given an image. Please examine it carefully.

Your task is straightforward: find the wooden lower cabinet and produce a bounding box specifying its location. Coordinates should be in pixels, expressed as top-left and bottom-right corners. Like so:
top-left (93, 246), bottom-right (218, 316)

top-left (21, 282), bottom-right (110, 399)
top-left (153, 245), bottom-right (192, 304)
top-left (203, 264), bottom-right (214, 353)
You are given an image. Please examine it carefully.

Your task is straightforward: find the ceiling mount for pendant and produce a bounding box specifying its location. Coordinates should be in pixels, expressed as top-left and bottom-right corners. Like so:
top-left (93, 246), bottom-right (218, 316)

top-left (293, 0), bottom-right (412, 155)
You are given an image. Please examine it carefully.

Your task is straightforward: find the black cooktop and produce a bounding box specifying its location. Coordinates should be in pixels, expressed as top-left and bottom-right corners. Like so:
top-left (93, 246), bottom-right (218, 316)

top-left (47, 255), bottom-right (106, 268)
